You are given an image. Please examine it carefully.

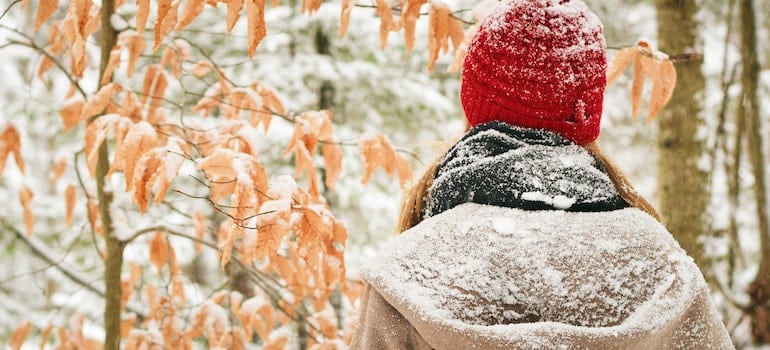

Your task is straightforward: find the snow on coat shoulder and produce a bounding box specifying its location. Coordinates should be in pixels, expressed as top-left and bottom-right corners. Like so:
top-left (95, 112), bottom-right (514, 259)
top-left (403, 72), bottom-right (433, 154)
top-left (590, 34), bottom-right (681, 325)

top-left (355, 203), bottom-right (733, 349)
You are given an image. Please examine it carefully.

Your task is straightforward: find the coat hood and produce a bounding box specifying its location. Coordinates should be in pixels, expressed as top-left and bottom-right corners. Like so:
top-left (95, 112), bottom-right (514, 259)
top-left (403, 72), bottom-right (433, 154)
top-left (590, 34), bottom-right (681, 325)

top-left (353, 204), bottom-right (733, 349)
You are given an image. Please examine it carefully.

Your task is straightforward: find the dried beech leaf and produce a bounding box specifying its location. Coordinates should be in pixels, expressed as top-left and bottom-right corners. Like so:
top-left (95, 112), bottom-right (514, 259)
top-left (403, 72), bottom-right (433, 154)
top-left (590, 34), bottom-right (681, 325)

top-left (374, 0), bottom-right (395, 48)
top-left (338, 0), bottom-right (355, 38)
top-left (36, 56), bottom-right (54, 80)
top-left (149, 231), bottom-right (169, 271)
top-left (644, 56), bottom-right (677, 123)
top-left (34, 0), bottom-right (59, 32)
top-left (301, 0), bottom-right (321, 14)
top-left (65, 183), bottom-right (77, 227)
top-left (120, 121), bottom-right (160, 191)
top-left (190, 60), bottom-right (214, 77)
top-left (447, 25), bottom-right (476, 72)
top-left (428, 1), bottom-right (456, 72)
top-left (401, 0), bottom-right (427, 51)
top-left (50, 157), bottom-right (68, 182)
top-left (19, 187), bottom-right (34, 236)
top-left (631, 52), bottom-right (644, 120)
top-left (178, 0), bottom-right (206, 30)
top-left (226, 0), bottom-right (244, 33)
top-left (60, 95), bottom-right (85, 130)
top-left (136, 0), bottom-right (150, 35)
top-left (153, 0), bottom-right (172, 51)
top-left (0, 124), bottom-right (26, 175)
top-left (193, 210), bottom-right (207, 253)
top-left (80, 82), bottom-right (121, 121)
top-left (100, 46), bottom-right (122, 86)
top-left (8, 321), bottom-right (32, 350)
top-left (606, 47), bottom-right (638, 85)
top-left (246, 0), bottom-right (267, 58)
top-left (122, 31), bottom-right (145, 78)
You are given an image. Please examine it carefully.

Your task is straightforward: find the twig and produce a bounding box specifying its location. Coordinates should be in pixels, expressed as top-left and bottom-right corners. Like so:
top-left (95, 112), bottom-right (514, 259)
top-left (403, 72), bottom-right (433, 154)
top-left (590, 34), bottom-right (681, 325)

top-left (0, 217), bottom-right (146, 317)
top-left (0, 0), bottom-right (21, 21)
top-left (0, 24), bottom-right (87, 98)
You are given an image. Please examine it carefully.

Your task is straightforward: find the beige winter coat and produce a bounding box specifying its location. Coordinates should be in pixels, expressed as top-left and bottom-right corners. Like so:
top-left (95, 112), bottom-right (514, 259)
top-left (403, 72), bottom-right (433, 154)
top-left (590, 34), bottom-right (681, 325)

top-left (350, 203), bottom-right (733, 349)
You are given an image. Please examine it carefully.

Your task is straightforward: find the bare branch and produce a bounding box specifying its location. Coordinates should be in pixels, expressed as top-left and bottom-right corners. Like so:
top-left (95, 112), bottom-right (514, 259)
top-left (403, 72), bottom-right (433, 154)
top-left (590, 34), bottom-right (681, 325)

top-left (0, 24), bottom-right (88, 98)
top-left (0, 217), bottom-right (146, 317)
top-left (0, 0), bottom-right (22, 21)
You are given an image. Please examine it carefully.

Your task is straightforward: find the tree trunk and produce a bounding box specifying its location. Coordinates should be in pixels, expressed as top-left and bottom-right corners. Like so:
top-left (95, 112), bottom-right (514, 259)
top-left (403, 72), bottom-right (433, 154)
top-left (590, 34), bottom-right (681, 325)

top-left (97, 0), bottom-right (122, 348)
top-left (654, 0), bottom-right (711, 276)
top-left (738, 0), bottom-right (770, 342)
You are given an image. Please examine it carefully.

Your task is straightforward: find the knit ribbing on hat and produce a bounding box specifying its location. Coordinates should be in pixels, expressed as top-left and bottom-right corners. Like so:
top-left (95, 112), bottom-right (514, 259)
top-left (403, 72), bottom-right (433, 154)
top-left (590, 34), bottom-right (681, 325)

top-left (460, 0), bottom-right (607, 145)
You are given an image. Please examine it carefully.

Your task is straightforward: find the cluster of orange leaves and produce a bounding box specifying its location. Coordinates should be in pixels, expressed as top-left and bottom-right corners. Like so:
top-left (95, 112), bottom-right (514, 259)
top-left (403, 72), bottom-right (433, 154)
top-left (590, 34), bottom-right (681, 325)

top-left (339, 0), bottom-right (467, 71)
top-left (607, 39), bottom-right (677, 123)
top-left (9, 314), bottom-right (104, 350)
top-left (7, 0), bottom-right (431, 346)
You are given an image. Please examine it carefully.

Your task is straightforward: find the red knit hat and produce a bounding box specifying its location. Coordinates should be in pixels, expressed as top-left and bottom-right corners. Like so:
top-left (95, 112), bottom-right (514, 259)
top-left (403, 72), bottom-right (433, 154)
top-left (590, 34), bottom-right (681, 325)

top-left (460, 0), bottom-right (607, 145)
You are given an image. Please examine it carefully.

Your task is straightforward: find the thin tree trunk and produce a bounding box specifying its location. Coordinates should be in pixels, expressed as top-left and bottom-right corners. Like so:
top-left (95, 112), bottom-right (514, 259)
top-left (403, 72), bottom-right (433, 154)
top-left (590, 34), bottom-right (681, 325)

top-left (654, 0), bottom-right (711, 275)
top-left (97, 0), bottom-right (123, 348)
top-left (738, 0), bottom-right (770, 342)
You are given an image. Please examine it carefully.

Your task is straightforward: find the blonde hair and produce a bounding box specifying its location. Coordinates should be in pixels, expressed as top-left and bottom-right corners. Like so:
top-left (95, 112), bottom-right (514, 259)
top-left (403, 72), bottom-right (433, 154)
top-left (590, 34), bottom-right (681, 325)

top-left (396, 140), bottom-right (660, 233)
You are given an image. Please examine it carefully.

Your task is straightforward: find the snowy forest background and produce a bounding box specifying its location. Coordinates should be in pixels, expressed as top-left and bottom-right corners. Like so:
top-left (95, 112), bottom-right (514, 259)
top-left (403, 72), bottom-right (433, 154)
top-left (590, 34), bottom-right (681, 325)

top-left (0, 0), bottom-right (769, 348)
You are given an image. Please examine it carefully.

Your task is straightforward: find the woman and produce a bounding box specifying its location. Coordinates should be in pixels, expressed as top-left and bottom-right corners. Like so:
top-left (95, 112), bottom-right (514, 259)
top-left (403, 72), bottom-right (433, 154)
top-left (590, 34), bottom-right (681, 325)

top-left (350, 0), bottom-right (733, 349)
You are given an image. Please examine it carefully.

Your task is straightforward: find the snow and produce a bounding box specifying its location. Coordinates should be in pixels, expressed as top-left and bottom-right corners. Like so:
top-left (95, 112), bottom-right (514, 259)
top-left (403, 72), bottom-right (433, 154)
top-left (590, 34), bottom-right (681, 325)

top-left (361, 203), bottom-right (731, 348)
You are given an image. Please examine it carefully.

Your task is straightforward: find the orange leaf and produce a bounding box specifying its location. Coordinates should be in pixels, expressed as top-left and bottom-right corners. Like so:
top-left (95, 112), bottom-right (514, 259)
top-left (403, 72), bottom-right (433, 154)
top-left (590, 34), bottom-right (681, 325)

top-left (189, 60), bottom-right (214, 77)
top-left (19, 187), bottom-right (34, 236)
top-left (132, 149), bottom-right (163, 213)
top-left (447, 24), bottom-right (476, 72)
top-left (631, 50), bottom-right (644, 120)
top-left (80, 82), bottom-right (121, 121)
top-left (101, 46), bottom-right (122, 87)
top-left (246, 0), bottom-right (267, 58)
top-left (119, 31), bottom-right (145, 78)
top-left (120, 121), bottom-right (160, 191)
top-left (402, 0), bottom-right (428, 52)
top-left (8, 321), bottom-right (32, 350)
top-left (197, 148), bottom-right (237, 201)
top-left (358, 133), bottom-right (411, 186)
top-left (153, 0), bottom-right (173, 51)
top-left (641, 53), bottom-right (677, 123)
top-left (193, 209), bottom-right (207, 253)
top-left (226, 0), bottom-right (244, 34)
top-left (65, 183), bottom-right (77, 227)
top-left (0, 124), bottom-right (25, 175)
top-left (427, 0), bottom-right (461, 72)
top-left (338, 0), bottom-right (355, 38)
top-left (177, 0), bottom-right (206, 30)
top-left (149, 231), bottom-right (169, 271)
top-left (132, 139), bottom-right (185, 212)
top-left (60, 95), bottom-right (85, 130)
top-left (34, 0), bottom-right (59, 32)
top-left (39, 325), bottom-right (54, 350)
top-left (301, 0), bottom-right (321, 15)
top-left (606, 47), bottom-right (638, 85)
top-left (50, 156), bottom-right (68, 183)
top-left (251, 83), bottom-right (284, 130)
top-left (36, 55), bottom-right (54, 80)
top-left (322, 143), bottom-right (342, 190)
top-left (85, 114), bottom-right (121, 176)
top-left (374, 0), bottom-right (396, 48)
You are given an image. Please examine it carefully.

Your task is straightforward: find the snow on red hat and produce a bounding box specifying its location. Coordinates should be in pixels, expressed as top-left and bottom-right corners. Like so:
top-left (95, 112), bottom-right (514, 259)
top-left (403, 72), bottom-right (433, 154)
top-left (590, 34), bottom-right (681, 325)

top-left (460, 0), bottom-right (607, 145)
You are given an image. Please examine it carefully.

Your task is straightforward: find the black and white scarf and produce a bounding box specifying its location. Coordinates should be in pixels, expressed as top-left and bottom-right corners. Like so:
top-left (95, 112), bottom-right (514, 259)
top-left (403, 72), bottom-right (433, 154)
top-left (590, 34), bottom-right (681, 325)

top-left (424, 121), bottom-right (627, 218)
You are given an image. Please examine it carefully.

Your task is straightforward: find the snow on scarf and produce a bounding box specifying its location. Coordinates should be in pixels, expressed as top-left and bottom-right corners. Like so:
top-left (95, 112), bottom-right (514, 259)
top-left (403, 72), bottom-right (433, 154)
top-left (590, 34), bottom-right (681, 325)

top-left (424, 121), bottom-right (627, 219)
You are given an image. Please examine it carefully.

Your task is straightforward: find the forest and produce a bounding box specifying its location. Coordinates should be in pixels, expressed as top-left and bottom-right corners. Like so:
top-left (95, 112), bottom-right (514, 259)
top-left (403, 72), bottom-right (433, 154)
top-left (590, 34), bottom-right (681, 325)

top-left (0, 0), bottom-right (768, 348)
